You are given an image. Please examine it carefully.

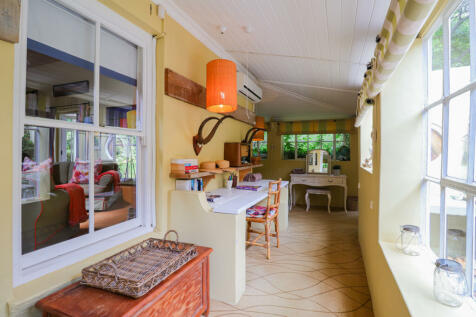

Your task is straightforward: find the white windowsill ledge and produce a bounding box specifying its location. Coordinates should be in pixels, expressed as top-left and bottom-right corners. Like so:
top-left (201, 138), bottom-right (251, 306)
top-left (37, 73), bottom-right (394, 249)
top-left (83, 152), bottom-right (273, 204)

top-left (380, 241), bottom-right (476, 317)
top-left (360, 165), bottom-right (373, 174)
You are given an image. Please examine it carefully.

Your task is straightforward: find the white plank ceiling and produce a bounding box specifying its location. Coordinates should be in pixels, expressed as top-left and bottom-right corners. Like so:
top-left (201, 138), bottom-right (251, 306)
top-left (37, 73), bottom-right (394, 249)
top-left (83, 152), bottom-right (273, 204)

top-left (172, 0), bottom-right (391, 121)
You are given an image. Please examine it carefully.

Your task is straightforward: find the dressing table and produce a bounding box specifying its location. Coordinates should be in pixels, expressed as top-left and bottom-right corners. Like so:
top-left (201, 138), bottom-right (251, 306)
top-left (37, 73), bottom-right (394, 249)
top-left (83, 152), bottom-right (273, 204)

top-left (289, 174), bottom-right (347, 212)
top-left (289, 149), bottom-right (347, 213)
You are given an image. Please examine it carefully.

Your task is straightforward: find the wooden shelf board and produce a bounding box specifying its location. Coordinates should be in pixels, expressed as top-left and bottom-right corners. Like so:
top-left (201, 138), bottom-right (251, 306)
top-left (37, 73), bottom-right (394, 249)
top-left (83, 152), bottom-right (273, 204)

top-left (170, 172), bottom-right (215, 179)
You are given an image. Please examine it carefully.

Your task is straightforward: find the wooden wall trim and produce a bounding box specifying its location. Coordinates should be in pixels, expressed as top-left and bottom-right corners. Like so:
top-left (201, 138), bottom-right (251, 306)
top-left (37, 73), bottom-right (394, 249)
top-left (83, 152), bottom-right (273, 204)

top-left (164, 68), bottom-right (255, 126)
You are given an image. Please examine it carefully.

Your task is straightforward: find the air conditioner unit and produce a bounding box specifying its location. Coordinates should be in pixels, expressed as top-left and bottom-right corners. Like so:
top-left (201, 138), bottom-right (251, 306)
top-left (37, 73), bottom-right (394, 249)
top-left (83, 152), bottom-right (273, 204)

top-left (237, 72), bottom-right (262, 103)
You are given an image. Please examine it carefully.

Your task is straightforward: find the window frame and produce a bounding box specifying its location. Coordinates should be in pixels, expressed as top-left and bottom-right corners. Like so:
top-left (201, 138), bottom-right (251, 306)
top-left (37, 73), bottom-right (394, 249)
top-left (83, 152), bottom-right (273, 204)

top-left (422, 0), bottom-right (476, 299)
top-left (12, 0), bottom-right (156, 286)
top-left (281, 133), bottom-right (350, 161)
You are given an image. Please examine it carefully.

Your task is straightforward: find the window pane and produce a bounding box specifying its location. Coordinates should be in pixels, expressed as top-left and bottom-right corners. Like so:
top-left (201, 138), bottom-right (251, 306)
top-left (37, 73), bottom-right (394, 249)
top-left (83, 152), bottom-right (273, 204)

top-left (336, 133), bottom-right (344, 142)
top-left (282, 135), bottom-right (295, 159)
top-left (336, 141), bottom-right (350, 161)
top-left (322, 134), bottom-right (333, 142)
top-left (22, 126), bottom-right (89, 254)
top-left (93, 133), bottom-right (137, 230)
top-left (297, 142), bottom-right (307, 159)
top-left (308, 142), bottom-right (320, 151)
top-left (26, 0), bottom-right (95, 123)
top-left (427, 182), bottom-right (441, 255)
top-left (309, 134), bottom-right (320, 141)
top-left (429, 25), bottom-right (443, 102)
top-left (428, 104), bottom-right (442, 178)
top-left (445, 188), bottom-right (467, 268)
top-left (297, 134), bottom-right (307, 142)
top-left (450, 0), bottom-right (470, 93)
top-left (252, 142), bottom-right (259, 157)
top-left (322, 142), bottom-right (333, 155)
top-left (259, 142), bottom-right (267, 159)
top-left (99, 28), bottom-right (141, 129)
top-left (447, 92), bottom-right (470, 179)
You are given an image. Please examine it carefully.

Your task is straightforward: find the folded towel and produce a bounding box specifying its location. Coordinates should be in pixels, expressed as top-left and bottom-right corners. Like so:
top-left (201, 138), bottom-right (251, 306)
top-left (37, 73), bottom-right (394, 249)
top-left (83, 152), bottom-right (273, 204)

top-left (243, 173), bottom-right (262, 182)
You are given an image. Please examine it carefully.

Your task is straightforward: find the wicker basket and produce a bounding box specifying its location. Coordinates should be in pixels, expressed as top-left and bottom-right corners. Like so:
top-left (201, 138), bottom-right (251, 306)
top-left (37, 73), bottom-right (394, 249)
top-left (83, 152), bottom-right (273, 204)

top-left (81, 230), bottom-right (197, 298)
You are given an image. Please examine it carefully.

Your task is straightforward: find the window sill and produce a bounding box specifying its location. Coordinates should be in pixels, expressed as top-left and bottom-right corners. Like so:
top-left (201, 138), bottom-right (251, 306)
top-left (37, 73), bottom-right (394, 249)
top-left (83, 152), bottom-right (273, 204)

top-left (380, 241), bottom-right (476, 317)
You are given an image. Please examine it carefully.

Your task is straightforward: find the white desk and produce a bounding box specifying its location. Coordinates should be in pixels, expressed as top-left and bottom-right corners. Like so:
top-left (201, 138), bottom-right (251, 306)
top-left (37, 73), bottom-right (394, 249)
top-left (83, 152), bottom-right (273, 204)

top-left (169, 179), bottom-right (289, 305)
top-left (208, 180), bottom-right (289, 214)
top-left (289, 173), bottom-right (347, 213)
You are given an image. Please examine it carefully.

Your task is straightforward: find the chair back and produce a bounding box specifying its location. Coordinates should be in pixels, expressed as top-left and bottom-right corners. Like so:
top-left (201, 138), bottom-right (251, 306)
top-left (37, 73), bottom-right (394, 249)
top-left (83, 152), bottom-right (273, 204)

top-left (265, 179), bottom-right (281, 217)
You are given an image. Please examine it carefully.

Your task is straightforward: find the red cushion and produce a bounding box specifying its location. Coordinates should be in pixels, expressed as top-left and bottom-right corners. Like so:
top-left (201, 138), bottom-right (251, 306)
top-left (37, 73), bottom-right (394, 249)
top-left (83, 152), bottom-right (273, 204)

top-left (246, 205), bottom-right (276, 218)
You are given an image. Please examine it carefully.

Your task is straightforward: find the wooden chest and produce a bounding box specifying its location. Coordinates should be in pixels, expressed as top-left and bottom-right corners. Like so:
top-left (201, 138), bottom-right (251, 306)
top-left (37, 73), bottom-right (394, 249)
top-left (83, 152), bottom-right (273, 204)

top-left (36, 246), bottom-right (212, 317)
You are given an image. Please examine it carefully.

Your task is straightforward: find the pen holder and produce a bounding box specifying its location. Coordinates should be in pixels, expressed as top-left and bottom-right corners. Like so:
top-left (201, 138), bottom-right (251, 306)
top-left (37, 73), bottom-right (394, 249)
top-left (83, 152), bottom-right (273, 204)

top-left (225, 180), bottom-right (232, 190)
top-left (232, 175), bottom-right (237, 188)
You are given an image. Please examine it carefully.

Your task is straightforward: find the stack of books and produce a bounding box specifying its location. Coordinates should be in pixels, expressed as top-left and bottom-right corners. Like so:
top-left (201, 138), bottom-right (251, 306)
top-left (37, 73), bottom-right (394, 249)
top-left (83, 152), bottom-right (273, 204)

top-left (171, 159), bottom-right (199, 174)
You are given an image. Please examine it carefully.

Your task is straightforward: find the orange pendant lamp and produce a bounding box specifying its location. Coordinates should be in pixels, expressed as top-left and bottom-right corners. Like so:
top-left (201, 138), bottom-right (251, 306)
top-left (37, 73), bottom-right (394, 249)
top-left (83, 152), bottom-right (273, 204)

top-left (252, 116), bottom-right (265, 141)
top-left (206, 59), bottom-right (237, 113)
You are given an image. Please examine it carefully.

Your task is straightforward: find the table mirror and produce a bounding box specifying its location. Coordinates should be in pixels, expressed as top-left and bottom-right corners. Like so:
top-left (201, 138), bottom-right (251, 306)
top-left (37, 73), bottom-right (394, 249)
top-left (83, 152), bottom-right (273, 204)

top-left (306, 150), bottom-right (331, 174)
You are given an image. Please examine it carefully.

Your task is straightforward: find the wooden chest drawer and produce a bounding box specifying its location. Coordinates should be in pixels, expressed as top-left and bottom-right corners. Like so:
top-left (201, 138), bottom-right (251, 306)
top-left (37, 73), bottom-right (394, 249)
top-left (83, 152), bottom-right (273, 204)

top-left (36, 247), bottom-right (212, 317)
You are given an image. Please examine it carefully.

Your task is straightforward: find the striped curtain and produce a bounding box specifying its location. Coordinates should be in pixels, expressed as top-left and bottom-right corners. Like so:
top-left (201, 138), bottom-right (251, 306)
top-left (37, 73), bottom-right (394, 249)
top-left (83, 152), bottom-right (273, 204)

top-left (355, 0), bottom-right (437, 127)
top-left (278, 119), bottom-right (355, 135)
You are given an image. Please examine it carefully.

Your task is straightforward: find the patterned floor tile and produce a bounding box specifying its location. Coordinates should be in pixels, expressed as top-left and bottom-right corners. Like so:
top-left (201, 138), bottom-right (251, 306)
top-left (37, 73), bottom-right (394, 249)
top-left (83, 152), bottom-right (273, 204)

top-left (209, 206), bottom-right (373, 317)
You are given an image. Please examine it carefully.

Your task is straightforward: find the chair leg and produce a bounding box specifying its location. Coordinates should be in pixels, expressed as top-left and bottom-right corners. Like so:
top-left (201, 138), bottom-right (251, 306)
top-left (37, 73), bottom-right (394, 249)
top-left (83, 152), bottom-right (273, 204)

top-left (265, 221), bottom-right (271, 260)
top-left (327, 193), bottom-right (331, 214)
top-left (274, 217), bottom-right (280, 248)
top-left (246, 221), bottom-right (251, 241)
top-left (305, 192), bottom-right (310, 212)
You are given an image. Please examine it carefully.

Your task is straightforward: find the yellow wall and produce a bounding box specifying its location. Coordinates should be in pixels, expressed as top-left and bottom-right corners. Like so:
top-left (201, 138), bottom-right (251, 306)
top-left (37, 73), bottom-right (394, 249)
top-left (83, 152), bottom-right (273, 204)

top-left (0, 1), bottom-right (253, 315)
top-left (358, 40), bottom-right (424, 317)
top-left (255, 122), bottom-right (359, 209)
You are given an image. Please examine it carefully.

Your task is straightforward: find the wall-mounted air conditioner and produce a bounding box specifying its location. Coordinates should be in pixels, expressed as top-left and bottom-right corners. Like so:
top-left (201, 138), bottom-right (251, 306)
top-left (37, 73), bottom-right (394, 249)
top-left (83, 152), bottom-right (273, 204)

top-left (237, 72), bottom-right (262, 103)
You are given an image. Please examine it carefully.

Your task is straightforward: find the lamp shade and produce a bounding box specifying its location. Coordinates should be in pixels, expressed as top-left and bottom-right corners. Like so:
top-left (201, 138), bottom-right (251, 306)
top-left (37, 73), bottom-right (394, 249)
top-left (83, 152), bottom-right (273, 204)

top-left (206, 59), bottom-right (237, 113)
top-left (253, 116), bottom-right (265, 141)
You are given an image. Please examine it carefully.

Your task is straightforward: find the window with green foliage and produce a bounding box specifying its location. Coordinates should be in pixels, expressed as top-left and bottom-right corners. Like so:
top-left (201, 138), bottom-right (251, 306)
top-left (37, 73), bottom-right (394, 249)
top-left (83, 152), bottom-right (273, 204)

top-left (282, 134), bottom-right (350, 161)
top-left (252, 132), bottom-right (268, 159)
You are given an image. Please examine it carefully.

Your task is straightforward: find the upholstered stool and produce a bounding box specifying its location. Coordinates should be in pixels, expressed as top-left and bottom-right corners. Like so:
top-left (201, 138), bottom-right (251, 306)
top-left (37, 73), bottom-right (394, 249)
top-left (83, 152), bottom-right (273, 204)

top-left (305, 188), bottom-right (332, 214)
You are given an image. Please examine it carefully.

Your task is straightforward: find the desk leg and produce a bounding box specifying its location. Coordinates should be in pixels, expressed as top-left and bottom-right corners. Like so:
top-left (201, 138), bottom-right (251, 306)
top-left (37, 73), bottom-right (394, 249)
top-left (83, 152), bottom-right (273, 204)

top-left (343, 184), bottom-right (348, 214)
top-left (289, 183), bottom-right (294, 211)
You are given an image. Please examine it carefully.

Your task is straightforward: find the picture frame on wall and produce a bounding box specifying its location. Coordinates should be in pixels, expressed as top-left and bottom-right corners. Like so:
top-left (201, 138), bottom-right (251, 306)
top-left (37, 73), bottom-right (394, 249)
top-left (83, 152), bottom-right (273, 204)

top-left (0, 0), bottom-right (21, 43)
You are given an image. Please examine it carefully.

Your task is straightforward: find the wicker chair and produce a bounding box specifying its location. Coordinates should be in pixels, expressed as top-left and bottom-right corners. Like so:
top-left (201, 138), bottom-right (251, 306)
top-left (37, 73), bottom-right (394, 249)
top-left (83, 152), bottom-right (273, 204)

top-left (245, 179), bottom-right (281, 259)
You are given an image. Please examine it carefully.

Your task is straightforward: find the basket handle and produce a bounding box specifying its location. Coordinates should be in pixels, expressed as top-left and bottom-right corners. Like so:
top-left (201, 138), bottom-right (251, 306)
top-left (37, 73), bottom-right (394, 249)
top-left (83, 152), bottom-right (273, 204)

top-left (163, 230), bottom-right (185, 251)
top-left (163, 230), bottom-right (179, 243)
top-left (97, 262), bottom-right (118, 283)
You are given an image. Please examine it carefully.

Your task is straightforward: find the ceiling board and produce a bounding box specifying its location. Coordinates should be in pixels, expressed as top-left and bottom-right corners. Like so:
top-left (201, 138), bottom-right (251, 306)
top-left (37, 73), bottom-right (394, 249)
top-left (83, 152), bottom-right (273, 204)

top-left (173, 0), bottom-right (390, 121)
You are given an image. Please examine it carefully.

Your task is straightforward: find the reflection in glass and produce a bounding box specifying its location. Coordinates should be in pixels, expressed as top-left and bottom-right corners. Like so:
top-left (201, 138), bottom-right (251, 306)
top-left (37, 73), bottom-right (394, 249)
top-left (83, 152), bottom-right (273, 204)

top-left (21, 126), bottom-right (89, 254)
top-left (427, 182), bottom-right (441, 255)
top-left (447, 93), bottom-right (469, 179)
top-left (26, 0), bottom-right (95, 123)
top-left (99, 28), bottom-right (140, 129)
top-left (92, 133), bottom-right (137, 230)
top-left (429, 25), bottom-right (443, 102)
top-left (428, 105), bottom-right (442, 178)
top-left (445, 188), bottom-right (467, 268)
top-left (450, 0), bottom-right (470, 93)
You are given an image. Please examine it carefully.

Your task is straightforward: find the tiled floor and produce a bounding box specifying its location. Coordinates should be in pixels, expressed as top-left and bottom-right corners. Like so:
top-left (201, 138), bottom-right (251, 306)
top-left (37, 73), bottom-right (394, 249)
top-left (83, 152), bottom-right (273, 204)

top-left (209, 206), bottom-right (374, 317)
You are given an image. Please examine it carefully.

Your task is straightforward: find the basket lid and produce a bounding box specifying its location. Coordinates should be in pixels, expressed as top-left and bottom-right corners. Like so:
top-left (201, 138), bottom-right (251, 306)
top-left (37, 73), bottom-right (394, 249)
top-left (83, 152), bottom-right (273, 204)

top-left (435, 259), bottom-right (463, 273)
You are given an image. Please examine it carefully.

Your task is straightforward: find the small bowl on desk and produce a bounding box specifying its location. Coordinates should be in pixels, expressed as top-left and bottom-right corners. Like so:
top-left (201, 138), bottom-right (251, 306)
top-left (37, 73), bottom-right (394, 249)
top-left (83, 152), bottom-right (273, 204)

top-left (216, 160), bottom-right (230, 169)
top-left (200, 161), bottom-right (216, 170)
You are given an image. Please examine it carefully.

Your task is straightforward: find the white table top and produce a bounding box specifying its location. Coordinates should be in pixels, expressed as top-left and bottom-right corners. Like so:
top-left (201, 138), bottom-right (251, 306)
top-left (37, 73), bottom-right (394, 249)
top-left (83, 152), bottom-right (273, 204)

top-left (208, 180), bottom-right (289, 215)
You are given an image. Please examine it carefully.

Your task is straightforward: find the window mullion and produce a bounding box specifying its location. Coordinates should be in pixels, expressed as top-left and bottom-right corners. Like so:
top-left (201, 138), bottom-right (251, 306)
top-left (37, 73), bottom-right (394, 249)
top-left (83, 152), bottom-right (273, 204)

top-left (94, 22), bottom-right (100, 128)
top-left (88, 132), bottom-right (95, 233)
top-left (441, 7), bottom-right (450, 259)
top-left (465, 194), bottom-right (474, 296)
